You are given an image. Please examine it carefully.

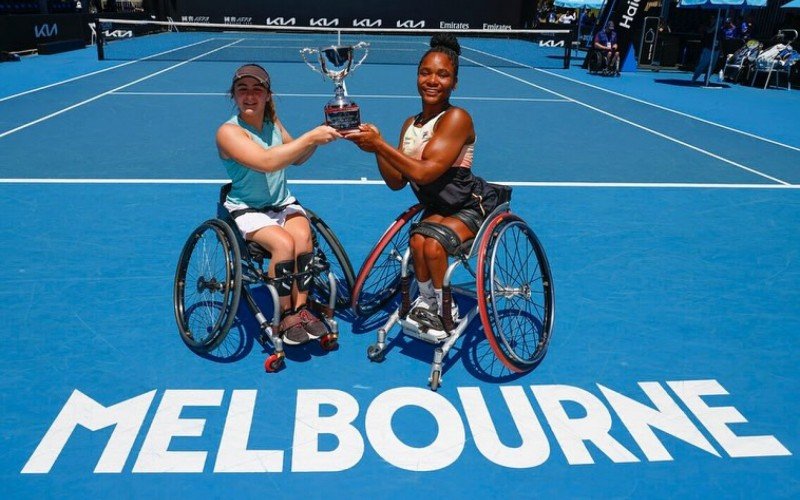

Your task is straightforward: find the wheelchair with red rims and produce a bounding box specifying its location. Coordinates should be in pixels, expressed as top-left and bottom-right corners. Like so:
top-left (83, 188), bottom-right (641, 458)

top-left (351, 187), bottom-right (554, 391)
top-left (173, 183), bottom-right (355, 372)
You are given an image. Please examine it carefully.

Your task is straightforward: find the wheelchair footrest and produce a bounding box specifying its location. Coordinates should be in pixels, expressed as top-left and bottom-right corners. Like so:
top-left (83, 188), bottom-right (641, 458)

top-left (308, 299), bottom-right (334, 320)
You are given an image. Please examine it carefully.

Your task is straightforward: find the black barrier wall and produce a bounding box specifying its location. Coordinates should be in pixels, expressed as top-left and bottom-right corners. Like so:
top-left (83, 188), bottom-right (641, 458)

top-left (164, 0), bottom-right (525, 29)
top-left (0, 15), bottom-right (86, 52)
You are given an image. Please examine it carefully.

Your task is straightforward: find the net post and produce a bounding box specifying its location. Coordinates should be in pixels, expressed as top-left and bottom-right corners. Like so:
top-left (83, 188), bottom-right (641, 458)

top-left (562, 28), bottom-right (572, 69)
top-left (95, 18), bottom-right (105, 60)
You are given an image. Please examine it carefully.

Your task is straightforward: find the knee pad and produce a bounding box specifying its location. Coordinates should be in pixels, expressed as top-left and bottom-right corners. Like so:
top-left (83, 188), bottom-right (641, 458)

top-left (409, 221), bottom-right (462, 256)
top-left (295, 251), bottom-right (314, 292)
top-left (272, 259), bottom-right (294, 297)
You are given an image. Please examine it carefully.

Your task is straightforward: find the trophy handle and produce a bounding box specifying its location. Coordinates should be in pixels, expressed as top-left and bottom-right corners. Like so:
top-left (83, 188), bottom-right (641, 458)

top-left (349, 41), bottom-right (370, 74)
top-left (300, 48), bottom-right (324, 76)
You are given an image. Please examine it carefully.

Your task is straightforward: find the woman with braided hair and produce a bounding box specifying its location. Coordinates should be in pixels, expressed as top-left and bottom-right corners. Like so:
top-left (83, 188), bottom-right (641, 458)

top-left (345, 34), bottom-right (508, 338)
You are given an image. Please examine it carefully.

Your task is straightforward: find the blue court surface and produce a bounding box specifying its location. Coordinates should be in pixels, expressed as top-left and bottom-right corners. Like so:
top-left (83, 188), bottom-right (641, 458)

top-left (1, 37), bottom-right (799, 498)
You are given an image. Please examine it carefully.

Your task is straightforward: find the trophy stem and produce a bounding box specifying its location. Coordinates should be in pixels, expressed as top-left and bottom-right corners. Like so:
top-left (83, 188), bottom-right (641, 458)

top-left (333, 82), bottom-right (345, 98)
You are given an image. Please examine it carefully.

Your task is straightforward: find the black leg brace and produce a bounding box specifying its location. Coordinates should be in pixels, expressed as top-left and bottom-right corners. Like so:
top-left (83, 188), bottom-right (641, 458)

top-left (409, 221), bottom-right (462, 256)
top-left (272, 260), bottom-right (294, 297)
top-left (295, 251), bottom-right (314, 292)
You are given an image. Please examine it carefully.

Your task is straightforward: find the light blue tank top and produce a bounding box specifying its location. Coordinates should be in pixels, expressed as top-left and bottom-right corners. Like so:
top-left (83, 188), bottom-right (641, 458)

top-left (221, 115), bottom-right (293, 209)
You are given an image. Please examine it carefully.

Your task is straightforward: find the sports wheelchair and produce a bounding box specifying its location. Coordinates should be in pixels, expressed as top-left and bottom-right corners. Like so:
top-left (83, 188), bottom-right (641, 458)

top-left (587, 47), bottom-right (620, 76)
top-left (350, 189), bottom-right (554, 391)
top-left (173, 183), bottom-right (355, 372)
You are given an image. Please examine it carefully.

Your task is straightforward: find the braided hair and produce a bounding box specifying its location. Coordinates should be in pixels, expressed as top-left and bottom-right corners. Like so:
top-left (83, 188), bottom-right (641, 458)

top-left (420, 33), bottom-right (461, 76)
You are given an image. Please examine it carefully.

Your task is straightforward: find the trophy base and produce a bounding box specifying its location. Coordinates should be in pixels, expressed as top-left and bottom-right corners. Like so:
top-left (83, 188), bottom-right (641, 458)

top-left (325, 104), bottom-right (361, 131)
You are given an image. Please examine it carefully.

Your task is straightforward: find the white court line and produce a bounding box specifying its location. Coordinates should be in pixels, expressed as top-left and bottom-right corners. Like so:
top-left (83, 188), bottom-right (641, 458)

top-left (0, 39), bottom-right (217, 103)
top-left (460, 47), bottom-right (791, 186)
top-left (534, 68), bottom-right (800, 153)
top-left (461, 44), bottom-right (800, 153)
top-left (110, 91), bottom-right (570, 102)
top-left (1, 178), bottom-right (799, 189)
top-left (0, 39), bottom-right (244, 140)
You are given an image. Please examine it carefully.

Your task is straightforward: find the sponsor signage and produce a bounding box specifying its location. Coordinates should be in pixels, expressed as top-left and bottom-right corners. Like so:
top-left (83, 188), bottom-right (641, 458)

top-left (0, 15), bottom-right (86, 52)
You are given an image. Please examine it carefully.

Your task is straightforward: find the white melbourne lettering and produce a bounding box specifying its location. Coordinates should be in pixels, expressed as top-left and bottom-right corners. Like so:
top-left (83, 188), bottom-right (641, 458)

top-left (34, 23), bottom-right (58, 38)
top-left (352, 18), bottom-right (382, 28)
top-left (310, 18), bottom-right (340, 27)
top-left (396, 20), bottom-right (425, 29)
top-left (20, 380), bottom-right (792, 474)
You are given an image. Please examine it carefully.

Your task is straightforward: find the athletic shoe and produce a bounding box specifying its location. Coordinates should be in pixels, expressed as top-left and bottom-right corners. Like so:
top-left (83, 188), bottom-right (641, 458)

top-left (278, 311), bottom-right (310, 346)
top-left (296, 305), bottom-right (328, 339)
top-left (409, 294), bottom-right (437, 315)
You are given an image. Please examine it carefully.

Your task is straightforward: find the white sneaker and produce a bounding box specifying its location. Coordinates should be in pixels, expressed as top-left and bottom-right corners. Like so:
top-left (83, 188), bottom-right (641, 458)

top-left (409, 294), bottom-right (436, 313)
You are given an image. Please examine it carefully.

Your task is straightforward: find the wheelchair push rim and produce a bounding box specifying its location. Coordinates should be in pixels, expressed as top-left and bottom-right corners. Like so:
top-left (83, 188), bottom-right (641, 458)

top-left (476, 212), bottom-right (554, 373)
top-left (351, 203), bottom-right (424, 317)
top-left (173, 219), bottom-right (242, 352)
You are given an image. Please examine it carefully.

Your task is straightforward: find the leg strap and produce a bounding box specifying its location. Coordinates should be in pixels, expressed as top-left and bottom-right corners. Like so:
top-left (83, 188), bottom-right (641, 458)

top-left (272, 259), bottom-right (294, 297)
top-left (409, 221), bottom-right (462, 256)
top-left (295, 251), bottom-right (314, 292)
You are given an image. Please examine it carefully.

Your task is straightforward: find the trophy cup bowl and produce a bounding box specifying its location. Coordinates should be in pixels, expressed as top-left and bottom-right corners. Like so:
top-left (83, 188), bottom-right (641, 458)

top-left (301, 42), bottom-right (369, 131)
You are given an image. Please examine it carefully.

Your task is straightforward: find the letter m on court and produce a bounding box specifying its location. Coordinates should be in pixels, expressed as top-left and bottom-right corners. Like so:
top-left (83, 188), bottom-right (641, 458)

top-left (21, 390), bottom-right (155, 474)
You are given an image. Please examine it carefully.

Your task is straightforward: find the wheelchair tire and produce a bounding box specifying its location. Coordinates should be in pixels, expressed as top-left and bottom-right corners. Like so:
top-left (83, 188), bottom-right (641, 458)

top-left (476, 212), bottom-right (554, 373)
top-left (587, 50), bottom-right (604, 74)
top-left (173, 219), bottom-right (242, 352)
top-left (306, 208), bottom-right (355, 309)
top-left (351, 203), bottom-right (424, 317)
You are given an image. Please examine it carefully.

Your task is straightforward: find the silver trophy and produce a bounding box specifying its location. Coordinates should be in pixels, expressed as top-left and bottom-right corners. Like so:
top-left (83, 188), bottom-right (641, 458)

top-left (301, 42), bottom-right (369, 131)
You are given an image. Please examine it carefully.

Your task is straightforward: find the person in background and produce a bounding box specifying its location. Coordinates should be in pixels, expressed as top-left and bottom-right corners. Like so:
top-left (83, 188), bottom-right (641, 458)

top-left (593, 20), bottom-right (620, 75)
top-left (739, 15), bottom-right (754, 41)
top-left (216, 64), bottom-right (341, 346)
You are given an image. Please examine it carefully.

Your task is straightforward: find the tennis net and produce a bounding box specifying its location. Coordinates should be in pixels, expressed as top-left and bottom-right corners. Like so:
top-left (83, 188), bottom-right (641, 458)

top-left (95, 18), bottom-right (575, 69)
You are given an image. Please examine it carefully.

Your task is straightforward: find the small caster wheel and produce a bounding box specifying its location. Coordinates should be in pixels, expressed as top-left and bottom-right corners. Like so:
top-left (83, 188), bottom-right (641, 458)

top-left (429, 370), bottom-right (441, 391)
top-left (264, 353), bottom-right (284, 372)
top-left (367, 344), bottom-right (385, 362)
top-left (320, 333), bottom-right (338, 351)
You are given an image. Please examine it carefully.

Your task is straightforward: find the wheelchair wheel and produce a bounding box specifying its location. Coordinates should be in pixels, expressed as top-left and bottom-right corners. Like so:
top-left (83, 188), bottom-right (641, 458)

top-left (351, 203), bottom-right (424, 316)
top-left (476, 212), bottom-right (554, 373)
top-left (587, 50), bottom-right (604, 74)
top-left (174, 219), bottom-right (242, 352)
top-left (306, 209), bottom-right (355, 310)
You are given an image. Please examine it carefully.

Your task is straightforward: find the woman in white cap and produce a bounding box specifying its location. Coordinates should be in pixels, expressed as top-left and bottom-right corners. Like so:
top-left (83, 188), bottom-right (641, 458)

top-left (216, 63), bottom-right (341, 346)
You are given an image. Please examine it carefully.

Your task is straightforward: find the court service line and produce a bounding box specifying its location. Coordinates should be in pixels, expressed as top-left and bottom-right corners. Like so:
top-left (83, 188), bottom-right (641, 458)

top-left (1, 178), bottom-right (799, 189)
top-left (0, 39), bottom-right (244, 140)
top-left (0, 39), bottom-right (217, 103)
top-left (110, 91), bottom-right (570, 102)
top-left (460, 48), bottom-right (790, 185)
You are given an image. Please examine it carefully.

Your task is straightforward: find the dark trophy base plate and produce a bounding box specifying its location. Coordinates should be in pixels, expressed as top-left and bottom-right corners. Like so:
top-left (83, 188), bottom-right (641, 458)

top-left (325, 104), bottom-right (361, 131)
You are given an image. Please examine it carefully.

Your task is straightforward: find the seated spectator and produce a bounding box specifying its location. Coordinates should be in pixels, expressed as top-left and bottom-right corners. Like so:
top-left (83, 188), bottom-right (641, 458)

top-left (593, 21), bottom-right (620, 75)
top-left (739, 16), bottom-right (754, 41)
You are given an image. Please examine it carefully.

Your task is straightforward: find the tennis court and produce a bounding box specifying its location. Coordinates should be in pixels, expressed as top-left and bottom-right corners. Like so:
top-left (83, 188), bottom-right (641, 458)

top-left (1, 22), bottom-right (798, 498)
